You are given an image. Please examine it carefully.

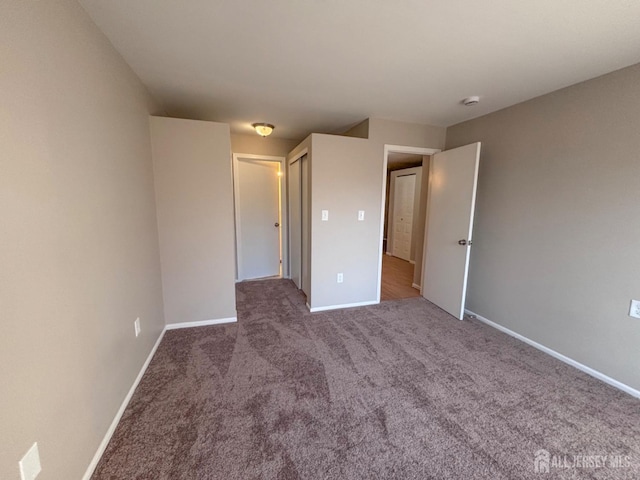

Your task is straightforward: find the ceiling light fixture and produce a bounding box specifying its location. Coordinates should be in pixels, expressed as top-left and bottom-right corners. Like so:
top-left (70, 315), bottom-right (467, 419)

top-left (462, 96), bottom-right (480, 106)
top-left (252, 123), bottom-right (275, 137)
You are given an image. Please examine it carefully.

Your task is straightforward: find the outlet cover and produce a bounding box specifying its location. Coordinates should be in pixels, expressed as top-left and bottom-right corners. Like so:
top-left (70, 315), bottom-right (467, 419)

top-left (337, 273), bottom-right (344, 283)
top-left (630, 300), bottom-right (640, 319)
top-left (134, 318), bottom-right (141, 337)
top-left (19, 442), bottom-right (41, 480)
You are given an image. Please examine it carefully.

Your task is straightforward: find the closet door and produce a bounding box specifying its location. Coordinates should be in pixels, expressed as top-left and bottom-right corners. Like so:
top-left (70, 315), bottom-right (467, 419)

top-left (391, 173), bottom-right (416, 261)
top-left (288, 158), bottom-right (302, 288)
top-left (300, 155), bottom-right (310, 297)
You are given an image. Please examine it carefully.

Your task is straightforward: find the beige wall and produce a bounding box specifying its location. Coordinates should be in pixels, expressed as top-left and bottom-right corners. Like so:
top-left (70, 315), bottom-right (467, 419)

top-left (290, 119), bottom-right (446, 310)
top-left (231, 133), bottom-right (300, 158)
top-left (310, 135), bottom-right (379, 308)
top-left (151, 117), bottom-right (237, 324)
top-left (409, 168), bottom-right (423, 262)
top-left (413, 156), bottom-right (431, 287)
top-left (446, 63), bottom-right (640, 391)
top-left (0, 1), bottom-right (166, 478)
top-left (340, 119), bottom-right (370, 139)
top-left (368, 118), bottom-right (446, 149)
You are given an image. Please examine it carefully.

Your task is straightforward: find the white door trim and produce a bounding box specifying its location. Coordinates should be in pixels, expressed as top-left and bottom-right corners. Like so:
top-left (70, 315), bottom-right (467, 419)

top-left (288, 147), bottom-right (308, 166)
top-left (378, 145), bottom-right (440, 303)
top-left (233, 153), bottom-right (287, 281)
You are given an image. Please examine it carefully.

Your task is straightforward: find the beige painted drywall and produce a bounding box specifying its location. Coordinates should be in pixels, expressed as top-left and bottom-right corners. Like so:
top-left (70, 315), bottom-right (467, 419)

top-left (310, 135), bottom-right (379, 308)
top-left (341, 119), bottom-right (370, 139)
top-left (368, 118), bottom-right (446, 150)
top-left (446, 63), bottom-right (640, 391)
top-left (409, 168), bottom-right (422, 262)
top-left (413, 157), bottom-right (431, 288)
top-left (0, 1), bottom-right (165, 478)
top-left (151, 117), bottom-right (237, 324)
top-left (289, 120), bottom-right (446, 310)
top-left (231, 133), bottom-right (300, 158)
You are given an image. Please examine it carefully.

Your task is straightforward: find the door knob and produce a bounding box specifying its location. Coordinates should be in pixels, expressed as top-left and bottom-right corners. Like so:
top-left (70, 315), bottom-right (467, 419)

top-left (458, 239), bottom-right (472, 246)
top-left (274, 222), bottom-right (280, 228)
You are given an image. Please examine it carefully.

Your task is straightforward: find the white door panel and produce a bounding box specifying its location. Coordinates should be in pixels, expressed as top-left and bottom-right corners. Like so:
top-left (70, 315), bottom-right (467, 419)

top-left (392, 173), bottom-right (416, 261)
top-left (236, 159), bottom-right (281, 280)
top-left (289, 159), bottom-right (301, 288)
top-left (423, 142), bottom-right (481, 320)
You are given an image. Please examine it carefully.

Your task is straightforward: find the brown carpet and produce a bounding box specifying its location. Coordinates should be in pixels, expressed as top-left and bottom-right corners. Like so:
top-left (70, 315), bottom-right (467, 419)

top-left (93, 279), bottom-right (640, 479)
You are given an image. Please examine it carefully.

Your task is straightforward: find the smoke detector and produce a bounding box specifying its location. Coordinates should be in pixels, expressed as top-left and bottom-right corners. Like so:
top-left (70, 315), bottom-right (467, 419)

top-left (462, 96), bottom-right (480, 106)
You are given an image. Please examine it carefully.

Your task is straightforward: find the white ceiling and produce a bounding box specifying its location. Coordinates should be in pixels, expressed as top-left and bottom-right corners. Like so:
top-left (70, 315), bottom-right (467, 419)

top-left (79, 0), bottom-right (640, 140)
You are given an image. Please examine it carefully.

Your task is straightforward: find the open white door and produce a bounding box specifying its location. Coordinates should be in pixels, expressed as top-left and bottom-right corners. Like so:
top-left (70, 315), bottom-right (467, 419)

top-left (422, 142), bottom-right (480, 319)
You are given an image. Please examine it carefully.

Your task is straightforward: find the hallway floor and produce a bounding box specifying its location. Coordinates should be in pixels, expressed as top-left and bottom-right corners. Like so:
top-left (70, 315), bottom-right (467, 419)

top-left (381, 254), bottom-right (421, 301)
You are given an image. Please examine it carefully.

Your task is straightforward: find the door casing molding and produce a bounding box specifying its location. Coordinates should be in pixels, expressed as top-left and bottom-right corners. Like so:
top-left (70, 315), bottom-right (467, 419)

top-left (379, 145), bottom-right (440, 302)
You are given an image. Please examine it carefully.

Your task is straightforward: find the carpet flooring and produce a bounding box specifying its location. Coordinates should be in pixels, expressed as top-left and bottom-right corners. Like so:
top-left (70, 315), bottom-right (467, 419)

top-left (93, 279), bottom-right (640, 479)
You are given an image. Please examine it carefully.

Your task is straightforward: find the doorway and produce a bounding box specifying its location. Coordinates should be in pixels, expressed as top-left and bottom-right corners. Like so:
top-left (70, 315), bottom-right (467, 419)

top-left (233, 153), bottom-right (286, 281)
top-left (378, 143), bottom-right (481, 319)
top-left (381, 147), bottom-right (436, 301)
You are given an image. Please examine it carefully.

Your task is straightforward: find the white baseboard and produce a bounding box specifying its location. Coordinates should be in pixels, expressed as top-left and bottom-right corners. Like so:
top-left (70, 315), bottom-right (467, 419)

top-left (165, 316), bottom-right (237, 330)
top-left (82, 328), bottom-right (166, 480)
top-left (465, 309), bottom-right (640, 399)
top-left (83, 313), bottom-right (239, 478)
top-left (310, 300), bottom-right (378, 313)
top-left (412, 283), bottom-right (421, 291)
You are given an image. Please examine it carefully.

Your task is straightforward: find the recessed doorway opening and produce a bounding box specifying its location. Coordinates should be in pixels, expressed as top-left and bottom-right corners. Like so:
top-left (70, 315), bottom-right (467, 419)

top-left (380, 147), bottom-right (437, 301)
top-left (378, 143), bottom-right (482, 320)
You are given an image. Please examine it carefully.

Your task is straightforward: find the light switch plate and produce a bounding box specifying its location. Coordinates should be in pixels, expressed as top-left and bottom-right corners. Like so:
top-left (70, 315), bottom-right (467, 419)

top-left (629, 300), bottom-right (640, 319)
top-left (321, 210), bottom-right (329, 221)
top-left (19, 442), bottom-right (41, 480)
top-left (358, 210), bottom-right (365, 221)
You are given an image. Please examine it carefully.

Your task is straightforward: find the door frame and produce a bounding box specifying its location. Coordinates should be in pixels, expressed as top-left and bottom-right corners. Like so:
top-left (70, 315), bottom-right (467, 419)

top-left (232, 153), bottom-right (287, 281)
top-left (378, 145), bottom-right (440, 302)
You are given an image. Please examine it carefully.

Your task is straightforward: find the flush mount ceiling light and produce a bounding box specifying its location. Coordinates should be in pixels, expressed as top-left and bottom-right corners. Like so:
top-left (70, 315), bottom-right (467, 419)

top-left (252, 123), bottom-right (275, 137)
top-left (462, 96), bottom-right (480, 106)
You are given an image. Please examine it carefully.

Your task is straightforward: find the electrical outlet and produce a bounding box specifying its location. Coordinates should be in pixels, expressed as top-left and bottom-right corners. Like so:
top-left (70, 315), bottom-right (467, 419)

top-left (358, 210), bottom-right (365, 221)
top-left (629, 300), bottom-right (640, 319)
top-left (134, 317), bottom-right (141, 337)
top-left (337, 273), bottom-right (343, 283)
top-left (19, 442), bottom-right (41, 480)
top-left (321, 210), bottom-right (329, 221)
